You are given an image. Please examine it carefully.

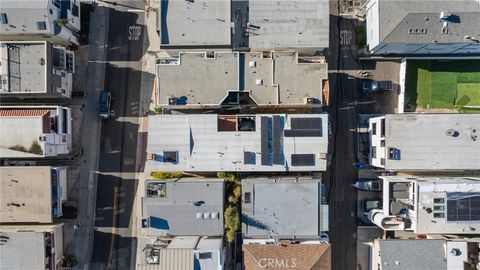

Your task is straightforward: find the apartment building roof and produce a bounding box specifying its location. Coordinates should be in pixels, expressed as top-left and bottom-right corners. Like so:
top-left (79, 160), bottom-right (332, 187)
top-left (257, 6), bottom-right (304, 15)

top-left (242, 178), bottom-right (328, 238)
top-left (146, 114), bottom-right (329, 172)
top-left (371, 114), bottom-right (480, 170)
top-left (0, 1), bottom-right (52, 35)
top-left (247, 0), bottom-right (329, 50)
top-left (0, 42), bottom-right (48, 93)
top-left (374, 0), bottom-right (480, 44)
top-left (143, 178), bottom-right (224, 236)
top-left (158, 0), bottom-right (231, 47)
top-left (383, 12), bottom-right (480, 44)
top-left (0, 166), bottom-right (53, 223)
top-left (377, 239), bottom-right (447, 270)
top-left (156, 51), bottom-right (327, 107)
top-left (0, 224), bottom-right (63, 270)
top-left (380, 176), bottom-right (480, 234)
top-left (0, 108), bottom-right (50, 158)
top-left (243, 242), bottom-right (331, 270)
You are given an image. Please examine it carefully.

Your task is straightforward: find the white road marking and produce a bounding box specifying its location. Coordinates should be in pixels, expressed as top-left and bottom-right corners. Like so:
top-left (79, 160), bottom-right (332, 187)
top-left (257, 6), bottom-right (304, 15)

top-left (128, 25), bottom-right (142, 41)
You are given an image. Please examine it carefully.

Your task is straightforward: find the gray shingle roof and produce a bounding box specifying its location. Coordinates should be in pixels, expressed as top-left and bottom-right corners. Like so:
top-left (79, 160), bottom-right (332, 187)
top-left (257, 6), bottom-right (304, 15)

top-left (383, 12), bottom-right (480, 44)
top-left (378, 239), bottom-right (447, 270)
top-left (377, 0), bottom-right (480, 43)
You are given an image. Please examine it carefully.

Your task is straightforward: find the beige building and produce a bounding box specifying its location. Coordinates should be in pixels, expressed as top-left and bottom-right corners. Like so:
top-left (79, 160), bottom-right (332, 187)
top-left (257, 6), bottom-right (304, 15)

top-left (0, 166), bottom-right (67, 224)
top-left (0, 106), bottom-right (72, 158)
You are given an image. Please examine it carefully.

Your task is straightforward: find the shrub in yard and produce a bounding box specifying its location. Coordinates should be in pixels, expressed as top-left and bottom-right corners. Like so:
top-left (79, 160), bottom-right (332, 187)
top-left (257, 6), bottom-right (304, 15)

top-left (62, 255), bottom-right (77, 267)
top-left (217, 172), bottom-right (227, 179)
top-left (8, 145), bottom-right (28, 153)
top-left (29, 141), bottom-right (43, 155)
top-left (226, 229), bottom-right (236, 243)
top-left (355, 24), bottom-right (366, 47)
top-left (233, 185), bottom-right (241, 199)
top-left (224, 205), bottom-right (240, 243)
top-left (150, 171), bottom-right (183, 180)
top-left (153, 107), bottom-right (164, 114)
top-left (217, 171), bottom-right (240, 182)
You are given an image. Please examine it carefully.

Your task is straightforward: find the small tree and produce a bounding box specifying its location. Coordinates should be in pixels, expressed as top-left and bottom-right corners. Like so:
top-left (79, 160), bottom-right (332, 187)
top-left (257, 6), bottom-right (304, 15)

top-left (216, 172), bottom-right (227, 179)
top-left (224, 205), bottom-right (240, 243)
top-left (62, 255), bottom-right (77, 267)
top-left (9, 145), bottom-right (28, 152)
top-left (233, 185), bottom-right (241, 199)
top-left (153, 107), bottom-right (164, 114)
top-left (29, 141), bottom-right (43, 155)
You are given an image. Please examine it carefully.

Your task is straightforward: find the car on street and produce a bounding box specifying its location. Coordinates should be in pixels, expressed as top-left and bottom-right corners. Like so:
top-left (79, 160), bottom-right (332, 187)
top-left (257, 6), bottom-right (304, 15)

top-left (360, 199), bottom-right (382, 212)
top-left (99, 90), bottom-right (111, 119)
top-left (362, 79), bottom-right (393, 94)
top-left (354, 179), bottom-right (382, 191)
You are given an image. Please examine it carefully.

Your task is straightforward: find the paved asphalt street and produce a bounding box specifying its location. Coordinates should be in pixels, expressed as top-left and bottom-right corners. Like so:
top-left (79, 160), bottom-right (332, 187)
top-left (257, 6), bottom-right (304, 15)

top-left (325, 2), bottom-right (364, 270)
top-left (89, 2), bottom-right (147, 269)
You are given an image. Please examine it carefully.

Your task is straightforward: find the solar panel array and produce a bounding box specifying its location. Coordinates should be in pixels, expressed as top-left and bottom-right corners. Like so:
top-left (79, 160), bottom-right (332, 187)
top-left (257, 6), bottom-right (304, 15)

top-left (284, 117), bottom-right (323, 137)
top-left (291, 154), bottom-right (315, 166)
top-left (446, 192), bottom-right (480, 222)
top-left (260, 116), bottom-right (270, 165)
top-left (272, 116), bottom-right (284, 165)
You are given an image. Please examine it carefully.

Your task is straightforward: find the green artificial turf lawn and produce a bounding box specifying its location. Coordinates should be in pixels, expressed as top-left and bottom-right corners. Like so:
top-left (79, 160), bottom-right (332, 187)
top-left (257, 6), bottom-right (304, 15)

top-left (405, 60), bottom-right (480, 110)
top-left (456, 83), bottom-right (480, 106)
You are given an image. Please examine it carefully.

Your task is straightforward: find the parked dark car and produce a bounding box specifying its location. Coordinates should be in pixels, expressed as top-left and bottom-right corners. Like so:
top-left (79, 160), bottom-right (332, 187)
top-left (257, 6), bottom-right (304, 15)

top-left (362, 79), bottom-right (393, 94)
top-left (99, 91), bottom-right (111, 119)
top-left (354, 179), bottom-right (382, 191)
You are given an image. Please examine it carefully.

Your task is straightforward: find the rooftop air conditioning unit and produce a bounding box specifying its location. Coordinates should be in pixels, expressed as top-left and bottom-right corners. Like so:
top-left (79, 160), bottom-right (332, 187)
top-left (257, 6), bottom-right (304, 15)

top-left (304, 97), bottom-right (314, 104)
top-left (440, 10), bottom-right (452, 20)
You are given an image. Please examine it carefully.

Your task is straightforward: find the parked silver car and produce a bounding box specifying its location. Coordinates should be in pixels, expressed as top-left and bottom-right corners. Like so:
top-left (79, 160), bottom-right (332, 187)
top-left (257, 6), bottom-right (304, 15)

top-left (354, 179), bottom-right (382, 191)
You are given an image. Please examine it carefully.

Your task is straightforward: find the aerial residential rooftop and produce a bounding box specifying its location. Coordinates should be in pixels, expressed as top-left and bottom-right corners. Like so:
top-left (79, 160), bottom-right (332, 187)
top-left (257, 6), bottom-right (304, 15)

top-left (370, 239), bottom-right (478, 270)
top-left (158, 0), bottom-right (231, 47)
top-left (369, 114), bottom-right (480, 170)
top-left (0, 0), bottom-right (80, 45)
top-left (247, 0), bottom-right (329, 50)
top-left (366, 0), bottom-right (480, 55)
top-left (0, 42), bottom-right (46, 93)
top-left (142, 178), bottom-right (224, 236)
top-left (0, 166), bottom-right (59, 223)
top-left (369, 176), bottom-right (480, 234)
top-left (0, 42), bottom-right (74, 97)
top-left (146, 114), bottom-right (329, 173)
top-left (157, 51), bottom-right (328, 107)
top-left (0, 106), bottom-right (72, 158)
top-left (243, 241), bottom-right (331, 270)
top-left (0, 224), bottom-right (64, 270)
top-left (242, 178), bottom-right (329, 239)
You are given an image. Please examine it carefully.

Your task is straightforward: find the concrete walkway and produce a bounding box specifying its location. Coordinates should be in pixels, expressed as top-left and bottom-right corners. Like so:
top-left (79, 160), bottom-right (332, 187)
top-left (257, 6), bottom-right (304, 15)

top-left (74, 2), bottom-right (110, 269)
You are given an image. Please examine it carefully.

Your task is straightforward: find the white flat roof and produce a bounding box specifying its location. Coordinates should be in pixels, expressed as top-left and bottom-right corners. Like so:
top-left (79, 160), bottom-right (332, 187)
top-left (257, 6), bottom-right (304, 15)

top-left (157, 51), bottom-right (327, 107)
top-left (248, 0), bottom-right (329, 49)
top-left (242, 178), bottom-right (327, 238)
top-left (158, 0), bottom-right (231, 46)
top-left (146, 114), bottom-right (329, 172)
top-left (382, 176), bottom-right (480, 234)
top-left (0, 109), bottom-right (48, 158)
top-left (0, 42), bottom-right (47, 93)
top-left (372, 114), bottom-right (480, 170)
top-left (0, 166), bottom-right (53, 223)
top-left (0, 224), bottom-right (62, 270)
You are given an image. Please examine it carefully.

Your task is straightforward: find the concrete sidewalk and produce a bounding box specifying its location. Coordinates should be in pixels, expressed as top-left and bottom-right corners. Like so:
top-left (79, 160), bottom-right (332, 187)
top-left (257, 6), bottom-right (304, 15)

top-left (73, 2), bottom-right (110, 269)
top-left (131, 4), bottom-right (161, 268)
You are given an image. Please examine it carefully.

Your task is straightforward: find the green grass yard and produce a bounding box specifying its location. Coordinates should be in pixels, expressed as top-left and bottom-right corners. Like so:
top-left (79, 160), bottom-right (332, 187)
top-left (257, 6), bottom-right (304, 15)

top-left (405, 60), bottom-right (480, 112)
